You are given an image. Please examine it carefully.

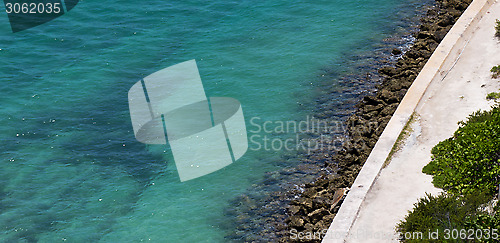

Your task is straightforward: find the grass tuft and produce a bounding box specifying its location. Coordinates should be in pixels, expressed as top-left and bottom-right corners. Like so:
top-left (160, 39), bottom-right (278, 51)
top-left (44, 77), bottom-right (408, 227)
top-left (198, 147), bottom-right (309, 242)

top-left (491, 65), bottom-right (500, 79)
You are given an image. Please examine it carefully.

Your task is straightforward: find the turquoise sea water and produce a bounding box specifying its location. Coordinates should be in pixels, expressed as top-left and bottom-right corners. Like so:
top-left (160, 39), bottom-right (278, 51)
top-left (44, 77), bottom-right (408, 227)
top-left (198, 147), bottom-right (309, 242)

top-left (0, 0), bottom-right (428, 242)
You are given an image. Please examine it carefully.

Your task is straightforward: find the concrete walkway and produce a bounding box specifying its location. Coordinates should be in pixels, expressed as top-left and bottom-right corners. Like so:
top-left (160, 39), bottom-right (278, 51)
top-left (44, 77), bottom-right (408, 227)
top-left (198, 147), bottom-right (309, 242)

top-left (345, 2), bottom-right (500, 242)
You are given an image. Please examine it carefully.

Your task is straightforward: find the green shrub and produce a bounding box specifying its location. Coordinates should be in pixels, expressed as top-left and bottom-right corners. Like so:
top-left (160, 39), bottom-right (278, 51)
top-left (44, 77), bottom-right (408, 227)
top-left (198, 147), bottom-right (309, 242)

top-left (396, 192), bottom-right (492, 242)
top-left (465, 204), bottom-right (500, 231)
top-left (492, 65), bottom-right (500, 79)
top-left (487, 92), bottom-right (500, 100)
top-left (399, 106), bottom-right (500, 242)
top-left (422, 105), bottom-right (500, 195)
top-left (496, 19), bottom-right (500, 38)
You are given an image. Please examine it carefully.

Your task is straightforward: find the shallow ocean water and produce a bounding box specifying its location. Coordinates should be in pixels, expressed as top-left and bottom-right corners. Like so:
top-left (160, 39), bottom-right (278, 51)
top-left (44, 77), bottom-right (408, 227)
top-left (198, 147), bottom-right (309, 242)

top-left (0, 0), bottom-right (429, 241)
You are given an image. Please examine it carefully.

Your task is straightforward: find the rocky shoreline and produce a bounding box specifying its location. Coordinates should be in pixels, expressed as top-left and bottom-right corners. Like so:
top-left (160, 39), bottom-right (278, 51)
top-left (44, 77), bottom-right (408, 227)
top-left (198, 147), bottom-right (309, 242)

top-left (224, 0), bottom-right (473, 241)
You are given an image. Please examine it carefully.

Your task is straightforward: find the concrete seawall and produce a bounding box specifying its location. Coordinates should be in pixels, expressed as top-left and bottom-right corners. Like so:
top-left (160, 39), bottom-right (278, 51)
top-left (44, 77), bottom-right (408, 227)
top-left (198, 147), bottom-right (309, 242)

top-left (322, 0), bottom-right (497, 241)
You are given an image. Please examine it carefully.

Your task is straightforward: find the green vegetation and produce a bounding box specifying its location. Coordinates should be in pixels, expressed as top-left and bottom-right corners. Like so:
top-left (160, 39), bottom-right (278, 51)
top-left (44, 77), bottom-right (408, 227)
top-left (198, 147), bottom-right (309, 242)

top-left (422, 106), bottom-right (500, 195)
top-left (466, 209), bottom-right (500, 230)
top-left (384, 113), bottom-right (416, 167)
top-left (492, 65), bottom-right (500, 79)
top-left (487, 92), bottom-right (500, 100)
top-left (496, 19), bottom-right (500, 38)
top-left (397, 193), bottom-right (494, 242)
top-left (397, 106), bottom-right (500, 242)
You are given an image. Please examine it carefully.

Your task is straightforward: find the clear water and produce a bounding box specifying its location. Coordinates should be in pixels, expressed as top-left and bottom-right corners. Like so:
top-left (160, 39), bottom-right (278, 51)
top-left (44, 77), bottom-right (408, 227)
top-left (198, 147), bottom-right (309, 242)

top-left (0, 0), bottom-right (427, 242)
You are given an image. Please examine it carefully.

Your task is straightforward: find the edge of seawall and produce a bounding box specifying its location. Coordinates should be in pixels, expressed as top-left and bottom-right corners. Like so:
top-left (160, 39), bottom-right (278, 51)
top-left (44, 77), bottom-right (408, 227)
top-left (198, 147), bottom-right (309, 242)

top-left (322, 0), bottom-right (497, 242)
